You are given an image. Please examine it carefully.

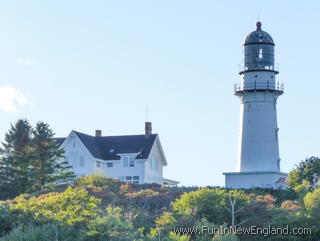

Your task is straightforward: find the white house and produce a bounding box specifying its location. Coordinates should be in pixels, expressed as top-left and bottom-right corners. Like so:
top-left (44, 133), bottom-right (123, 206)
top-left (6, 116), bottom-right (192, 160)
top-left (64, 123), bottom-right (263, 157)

top-left (56, 122), bottom-right (179, 186)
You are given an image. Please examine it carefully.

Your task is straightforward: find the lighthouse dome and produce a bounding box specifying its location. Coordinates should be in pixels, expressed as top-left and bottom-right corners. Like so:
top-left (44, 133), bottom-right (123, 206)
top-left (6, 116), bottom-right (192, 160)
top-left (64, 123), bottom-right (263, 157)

top-left (244, 22), bottom-right (274, 45)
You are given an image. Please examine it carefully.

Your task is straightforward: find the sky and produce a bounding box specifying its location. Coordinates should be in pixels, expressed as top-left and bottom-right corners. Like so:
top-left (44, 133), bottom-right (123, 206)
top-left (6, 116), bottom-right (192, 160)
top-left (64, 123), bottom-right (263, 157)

top-left (1, 1), bottom-right (320, 186)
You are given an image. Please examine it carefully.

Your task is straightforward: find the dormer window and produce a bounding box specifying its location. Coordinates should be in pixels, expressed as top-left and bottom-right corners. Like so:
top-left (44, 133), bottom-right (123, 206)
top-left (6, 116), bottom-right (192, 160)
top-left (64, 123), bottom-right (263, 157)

top-left (123, 156), bottom-right (135, 167)
top-left (129, 157), bottom-right (135, 167)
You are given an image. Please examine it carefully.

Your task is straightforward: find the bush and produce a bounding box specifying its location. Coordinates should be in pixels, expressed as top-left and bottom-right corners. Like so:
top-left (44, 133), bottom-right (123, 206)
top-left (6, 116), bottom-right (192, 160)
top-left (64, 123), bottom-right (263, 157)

top-left (0, 203), bottom-right (13, 236)
top-left (9, 187), bottom-right (100, 227)
top-left (86, 206), bottom-right (140, 241)
top-left (0, 224), bottom-right (85, 241)
top-left (74, 174), bottom-right (120, 191)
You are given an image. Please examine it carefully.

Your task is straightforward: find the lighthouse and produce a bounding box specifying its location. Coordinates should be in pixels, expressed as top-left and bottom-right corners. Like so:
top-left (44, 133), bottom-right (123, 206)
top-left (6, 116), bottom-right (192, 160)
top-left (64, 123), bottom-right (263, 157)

top-left (224, 22), bottom-right (287, 189)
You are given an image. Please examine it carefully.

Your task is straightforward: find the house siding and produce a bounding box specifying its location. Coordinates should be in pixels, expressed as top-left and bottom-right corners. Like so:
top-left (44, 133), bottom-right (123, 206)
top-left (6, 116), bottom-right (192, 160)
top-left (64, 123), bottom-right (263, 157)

top-left (60, 132), bottom-right (95, 177)
top-left (145, 137), bottom-right (164, 184)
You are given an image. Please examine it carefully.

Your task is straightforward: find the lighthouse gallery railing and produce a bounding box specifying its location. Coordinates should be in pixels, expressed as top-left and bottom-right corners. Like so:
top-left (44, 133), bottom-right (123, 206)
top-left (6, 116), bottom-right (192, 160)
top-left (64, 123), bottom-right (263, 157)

top-left (234, 81), bottom-right (284, 93)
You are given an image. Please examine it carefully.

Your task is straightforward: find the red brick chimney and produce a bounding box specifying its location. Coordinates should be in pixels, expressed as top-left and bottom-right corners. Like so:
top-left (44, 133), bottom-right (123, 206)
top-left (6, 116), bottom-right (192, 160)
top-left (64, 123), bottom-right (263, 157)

top-left (95, 130), bottom-right (102, 137)
top-left (145, 122), bottom-right (152, 136)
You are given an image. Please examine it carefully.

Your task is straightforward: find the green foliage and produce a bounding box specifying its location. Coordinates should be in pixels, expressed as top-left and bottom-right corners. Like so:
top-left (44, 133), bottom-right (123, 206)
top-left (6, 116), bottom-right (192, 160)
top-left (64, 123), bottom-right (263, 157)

top-left (0, 224), bottom-right (85, 241)
top-left (194, 217), bottom-right (217, 241)
top-left (212, 234), bottom-right (239, 241)
top-left (0, 203), bottom-right (14, 236)
top-left (1, 162), bottom-right (320, 241)
top-left (0, 120), bottom-right (75, 200)
top-left (86, 206), bottom-right (140, 241)
top-left (148, 211), bottom-right (177, 240)
top-left (172, 188), bottom-right (251, 227)
top-left (75, 173), bottom-right (119, 191)
top-left (29, 122), bottom-right (75, 191)
top-left (9, 187), bottom-right (100, 227)
top-left (304, 188), bottom-right (320, 219)
top-left (0, 119), bottom-right (33, 199)
top-left (172, 188), bottom-right (228, 223)
top-left (288, 156), bottom-right (320, 190)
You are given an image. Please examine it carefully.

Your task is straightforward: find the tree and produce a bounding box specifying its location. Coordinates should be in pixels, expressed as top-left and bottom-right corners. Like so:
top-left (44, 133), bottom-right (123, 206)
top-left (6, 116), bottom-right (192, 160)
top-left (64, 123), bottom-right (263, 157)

top-left (30, 122), bottom-right (75, 190)
top-left (288, 156), bottom-right (320, 190)
top-left (172, 188), bottom-right (228, 224)
top-left (304, 188), bottom-right (320, 220)
top-left (224, 190), bottom-right (250, 227)
top-left (87, 206), bottom-right (141, 241)
top-left (0, 119), bottom-right (33, 199)
top-left (10, 187), bottom-right (100, 227)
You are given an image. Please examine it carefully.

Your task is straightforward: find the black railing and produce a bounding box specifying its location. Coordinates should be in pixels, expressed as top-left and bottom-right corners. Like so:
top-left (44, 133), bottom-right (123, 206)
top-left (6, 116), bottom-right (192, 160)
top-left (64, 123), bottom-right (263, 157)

top-left (238, 62), bottom-right (280, 73)
top-left (234, 81), bottom-right (284, 93)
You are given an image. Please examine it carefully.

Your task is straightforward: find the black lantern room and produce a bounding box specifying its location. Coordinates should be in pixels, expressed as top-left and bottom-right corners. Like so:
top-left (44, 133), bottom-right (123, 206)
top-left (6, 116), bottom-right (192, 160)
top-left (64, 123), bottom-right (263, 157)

top-left (240, 22), bottom-right (277, 74)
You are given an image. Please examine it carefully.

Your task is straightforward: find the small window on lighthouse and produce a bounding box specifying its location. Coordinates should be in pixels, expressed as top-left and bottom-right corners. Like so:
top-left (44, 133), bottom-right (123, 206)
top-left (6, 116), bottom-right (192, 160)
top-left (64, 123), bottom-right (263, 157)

top-left (258, 48), bottom-right (263, 59)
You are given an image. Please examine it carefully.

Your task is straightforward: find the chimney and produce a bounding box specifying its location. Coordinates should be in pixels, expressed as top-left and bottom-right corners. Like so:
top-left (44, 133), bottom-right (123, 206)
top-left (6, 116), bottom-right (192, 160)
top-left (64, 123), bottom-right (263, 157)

top-left (95, 130), bottom-right (102, 137)
top-left (145, 122), bottom-right (152, 136)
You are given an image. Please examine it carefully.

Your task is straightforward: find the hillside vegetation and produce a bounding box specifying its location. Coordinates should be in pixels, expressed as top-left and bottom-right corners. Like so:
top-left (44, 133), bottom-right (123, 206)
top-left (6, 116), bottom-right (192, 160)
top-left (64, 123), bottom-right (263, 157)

top-left (0, 173), bottom-right (320, 241)
top-left (0, 119), bottom-right (320, 240)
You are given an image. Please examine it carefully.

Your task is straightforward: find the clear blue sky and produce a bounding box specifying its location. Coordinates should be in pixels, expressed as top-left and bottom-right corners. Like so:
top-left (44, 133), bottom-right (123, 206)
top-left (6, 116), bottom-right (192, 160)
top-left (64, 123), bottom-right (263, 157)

top-left (1, 1), bottom-right (319, 186)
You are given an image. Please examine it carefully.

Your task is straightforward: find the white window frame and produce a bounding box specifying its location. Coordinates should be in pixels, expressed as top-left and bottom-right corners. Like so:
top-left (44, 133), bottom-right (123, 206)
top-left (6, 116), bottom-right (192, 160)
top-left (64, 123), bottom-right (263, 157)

top-left (122, 175), bottom-right (139, 184)
top-left (123, 157), bottom-right (129, 167)
top-left (129, 156), bottom-right (135, 167)
top-left (123, 156), bottom-right (135, 167)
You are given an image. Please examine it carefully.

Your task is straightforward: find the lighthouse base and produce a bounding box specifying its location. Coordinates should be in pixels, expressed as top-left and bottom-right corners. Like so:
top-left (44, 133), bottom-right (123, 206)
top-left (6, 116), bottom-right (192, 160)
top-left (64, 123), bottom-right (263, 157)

top-left (223, 171), bottom-right (287, 189)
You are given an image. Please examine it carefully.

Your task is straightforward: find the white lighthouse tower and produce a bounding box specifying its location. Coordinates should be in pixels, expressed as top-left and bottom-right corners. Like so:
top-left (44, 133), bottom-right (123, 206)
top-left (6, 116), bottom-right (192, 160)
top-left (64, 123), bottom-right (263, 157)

top-left (224, 22), bottom-right (287, 189)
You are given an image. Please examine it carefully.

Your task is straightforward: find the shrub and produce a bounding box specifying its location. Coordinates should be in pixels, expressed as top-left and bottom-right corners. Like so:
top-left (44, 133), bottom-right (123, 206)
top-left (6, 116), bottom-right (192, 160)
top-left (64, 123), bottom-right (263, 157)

top-left (0, 224), bottom-right (85, 241)
top-left (74, 174), bottom-right (120, 191)
top-left (9, 187), bottom-right (100, 227)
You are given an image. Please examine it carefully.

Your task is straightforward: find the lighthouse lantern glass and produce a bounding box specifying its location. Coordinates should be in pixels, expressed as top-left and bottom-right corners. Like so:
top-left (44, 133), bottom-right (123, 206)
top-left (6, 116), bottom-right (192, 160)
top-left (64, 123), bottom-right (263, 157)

top-left (244, 44), bottom-right (274, 71)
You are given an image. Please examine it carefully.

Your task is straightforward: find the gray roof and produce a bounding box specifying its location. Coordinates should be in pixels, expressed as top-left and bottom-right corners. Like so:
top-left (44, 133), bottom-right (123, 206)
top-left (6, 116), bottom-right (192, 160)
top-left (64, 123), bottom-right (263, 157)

top-left (244, 22), bottom-right (274, 46)
top-left (55, 131), bottom-right (157, 160)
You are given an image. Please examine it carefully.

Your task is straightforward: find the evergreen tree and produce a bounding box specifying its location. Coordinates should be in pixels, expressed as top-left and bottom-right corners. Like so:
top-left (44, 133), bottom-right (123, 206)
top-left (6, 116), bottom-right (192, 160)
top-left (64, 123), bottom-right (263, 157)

top-left (0, 119), bottom-right (33, 199)
top-left (30, 122), bottom-right (75, 190)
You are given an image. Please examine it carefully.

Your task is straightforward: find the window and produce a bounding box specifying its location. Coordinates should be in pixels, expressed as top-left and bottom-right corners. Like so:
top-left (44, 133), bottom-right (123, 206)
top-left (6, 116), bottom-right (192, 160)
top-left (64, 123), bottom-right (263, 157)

top-left (258, 48), bottom-right (263, 59)
top-left (123, 157), bottom-right (128, 167)
top-left (73, 141), bottom-right (76, 148)
top-left (121, 176), bottom-right (139, 184)
top-left (133, 176), bottom-right (139, 184)
top-left (129, 156), bottom-right (135, 167)
top-left (79, 156), bottom-right (85, 167)
top-left (123, 156), bottom-right (135, 167)
top-left (118, 176), bottom-right (124, 181)
top-left (126, 176), bottom-right (132, 181)
top-left (96, 161), bottom-right (101, 168)
top-left (107, 162), bottom-right (113, 168)
top-left (150, 157), bottom-right (158, 170)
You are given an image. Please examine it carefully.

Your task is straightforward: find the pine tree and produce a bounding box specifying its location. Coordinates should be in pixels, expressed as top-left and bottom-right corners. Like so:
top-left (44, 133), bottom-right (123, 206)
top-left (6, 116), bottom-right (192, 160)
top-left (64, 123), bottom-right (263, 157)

top-left (30, 122), bottom-right (75, 190)
top-left (0, 119), bottom-right (33, 199)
